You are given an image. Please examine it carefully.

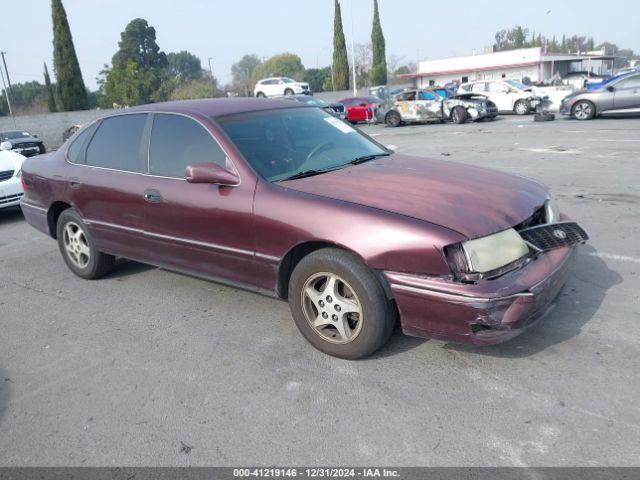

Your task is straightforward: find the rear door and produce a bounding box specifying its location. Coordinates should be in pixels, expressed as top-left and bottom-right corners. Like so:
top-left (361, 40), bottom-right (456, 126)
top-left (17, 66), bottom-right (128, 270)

top-left (68, 113), bottom-right (153, 259)
top-left (612, 75), bottom-right (640, 111)
top-left (138, 113), bottom-right (257, 286)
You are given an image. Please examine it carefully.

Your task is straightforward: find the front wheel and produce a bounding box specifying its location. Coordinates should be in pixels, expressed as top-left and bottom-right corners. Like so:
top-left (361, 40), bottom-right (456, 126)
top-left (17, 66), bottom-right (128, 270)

top-left (284, 88), bottom-right (294, 96)
top-left (288, 248), bottom-right (395, 359)
top-left (572, 100), bottom-right (596, 120)
top-left (514, 100), bottom-right (530, 115)
top-left (385, 111), bottom-right (402, 127)
top-left (56, 209), bottom-right (115, 279)
top-left (451, 106), bottom-right (468, 124)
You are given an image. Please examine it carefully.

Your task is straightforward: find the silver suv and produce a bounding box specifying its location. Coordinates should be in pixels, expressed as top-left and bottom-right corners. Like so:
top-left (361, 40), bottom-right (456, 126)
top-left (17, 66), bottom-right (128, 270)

top-left (560, 73), bottom-right (640, 120)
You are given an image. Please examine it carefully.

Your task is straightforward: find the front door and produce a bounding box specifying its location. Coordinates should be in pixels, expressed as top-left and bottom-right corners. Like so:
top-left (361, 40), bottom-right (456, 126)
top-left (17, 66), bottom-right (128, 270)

top-left (486, 82), bottom-right (513, 111)
top-left (612, 75), bottom-right (640, 111)
top-left (139, 113), bottom-right (258, 287)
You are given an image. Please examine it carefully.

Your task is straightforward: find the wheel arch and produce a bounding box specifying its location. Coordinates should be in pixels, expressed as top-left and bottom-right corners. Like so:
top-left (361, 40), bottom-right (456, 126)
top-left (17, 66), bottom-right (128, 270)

top-left (276, 240), bottom-right (393, 300)
top-left (47, 201), bottom-right (72, 238)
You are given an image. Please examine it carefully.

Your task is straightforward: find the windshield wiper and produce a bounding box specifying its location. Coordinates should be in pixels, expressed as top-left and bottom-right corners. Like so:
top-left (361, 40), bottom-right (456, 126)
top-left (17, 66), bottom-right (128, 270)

top-left (280, 169), bottom-right (328, 181)
top-left (349, 152), bottom-right (391, 165)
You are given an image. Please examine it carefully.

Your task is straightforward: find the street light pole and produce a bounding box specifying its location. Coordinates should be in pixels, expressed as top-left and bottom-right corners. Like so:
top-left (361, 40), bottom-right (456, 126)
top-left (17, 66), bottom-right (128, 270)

top-left (0, 52), bottom-right (13, 95)
top-left (350, 0), bottom-right (357, 96)
top-left (0, 59), bottom-right (16, 128)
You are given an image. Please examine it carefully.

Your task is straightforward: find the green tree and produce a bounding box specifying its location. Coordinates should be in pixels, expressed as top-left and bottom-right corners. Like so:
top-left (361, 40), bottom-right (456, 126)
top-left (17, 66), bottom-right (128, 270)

top-left (231, 54), bottom-right (262, 95)
top-left (369, 0), bottom-right (387, 85)
top-left (51, 0), bottom-right (88, 111)
top-left (513, 26), bottom-right (527, 48)
top-left (169, 76), bottom-right (221, 101)
top-left (112, 18), bottom-right (168, 70)
top-left (43, 62), bottom-right (57, 112)
top-left (332, 0), bottom-right (350, 90)
top-left (253, 53), bottom-right (305, 82)
top-left (99, 18), bottom-right (170, 107)
top-left (304, 67), bottom-right (331, 92)
top-left (167, 51), bottom-right (203, 80)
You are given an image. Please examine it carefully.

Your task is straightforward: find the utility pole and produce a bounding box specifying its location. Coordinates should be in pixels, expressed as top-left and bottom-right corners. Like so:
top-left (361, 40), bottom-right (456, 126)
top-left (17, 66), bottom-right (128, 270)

top-left (350, 0), bottom-right (357, 96)
top-left (0, 60), bottom-right (16, 128)
top-left (208, 58), bottom-right (214, 97)
top-left (0, 52), bottom-right (13, 95)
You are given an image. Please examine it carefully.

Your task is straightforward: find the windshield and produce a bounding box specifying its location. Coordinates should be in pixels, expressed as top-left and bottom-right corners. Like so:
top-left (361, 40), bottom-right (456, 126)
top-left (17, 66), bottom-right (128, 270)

top-left (0, 131), bottom-right (31, 140)
top-left (216, 107), bottom-right (387, 182)
top-left (505, 80), bottom-right (527, 90)
top-left (282, 78), bottom-right (295, 83)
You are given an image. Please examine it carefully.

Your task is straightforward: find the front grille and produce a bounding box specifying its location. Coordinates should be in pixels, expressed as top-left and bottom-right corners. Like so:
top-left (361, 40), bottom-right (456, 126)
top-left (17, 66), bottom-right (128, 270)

top-left (15, 142), bottom-right (38, 149)
top-left (0, 170), bottom-right (15, 181)
top-left (519, 222), bottom-right (589, 252)
top-left (0, 192), bottom-right (23, 205)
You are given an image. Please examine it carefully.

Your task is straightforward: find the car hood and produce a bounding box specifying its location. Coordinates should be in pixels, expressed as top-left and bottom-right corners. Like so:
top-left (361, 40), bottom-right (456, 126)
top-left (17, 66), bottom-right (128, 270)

top-left (279, 154), bottom-right (549, 239)
top-left (0, 151), bottom-right (26, 172)
top-left (4, 136), bottom-right (40, 145)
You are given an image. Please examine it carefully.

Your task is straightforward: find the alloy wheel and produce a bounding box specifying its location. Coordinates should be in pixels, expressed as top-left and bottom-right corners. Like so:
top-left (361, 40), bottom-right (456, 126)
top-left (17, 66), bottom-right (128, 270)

top-left (574, 102), bottom-right (592, 120)
top-left (301, 272), bottom-right (363, 344)
top-left (63, 221), bottom-right (91, 268)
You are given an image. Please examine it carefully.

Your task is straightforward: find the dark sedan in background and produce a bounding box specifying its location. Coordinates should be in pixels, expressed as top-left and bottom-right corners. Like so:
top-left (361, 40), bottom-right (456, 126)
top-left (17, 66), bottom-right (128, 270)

top-left (284, 95), bottom-right (346, 120)
top-left (20, 98), bottom-right (587, 359)
top-left (0, 130), bottom-right (46, 157)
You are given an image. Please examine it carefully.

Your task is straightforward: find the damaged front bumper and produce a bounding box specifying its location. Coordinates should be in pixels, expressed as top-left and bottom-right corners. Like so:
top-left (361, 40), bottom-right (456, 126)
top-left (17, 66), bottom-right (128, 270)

top-left (385, 246), bottom-right (576, 345)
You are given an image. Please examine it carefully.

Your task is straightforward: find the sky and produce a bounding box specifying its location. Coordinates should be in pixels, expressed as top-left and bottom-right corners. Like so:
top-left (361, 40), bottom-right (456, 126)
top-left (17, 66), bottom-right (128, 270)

top-left (2, 0), bottom-right (639, 91)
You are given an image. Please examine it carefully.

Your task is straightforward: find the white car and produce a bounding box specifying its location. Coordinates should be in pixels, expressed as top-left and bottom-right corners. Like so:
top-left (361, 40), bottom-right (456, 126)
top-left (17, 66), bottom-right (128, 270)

top-left (254, 77), bottom-right (310, 98)
top-left (458, 80), bottom-right (542, 115)
top-left (0, 141), bottom-right (26, 210)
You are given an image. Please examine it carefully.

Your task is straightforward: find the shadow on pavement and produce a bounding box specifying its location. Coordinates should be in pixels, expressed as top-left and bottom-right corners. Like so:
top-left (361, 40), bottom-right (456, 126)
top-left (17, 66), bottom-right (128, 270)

top-left (445, 244), bottom-right (622, 358)
top-left (104, 260), bottom-right (156, 280)
top-left (0, 206), bottom-right (24, 227)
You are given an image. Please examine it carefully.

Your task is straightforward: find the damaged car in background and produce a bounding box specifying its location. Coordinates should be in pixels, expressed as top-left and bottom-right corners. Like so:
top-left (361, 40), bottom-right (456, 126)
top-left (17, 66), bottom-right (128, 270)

top-left (0, 130), bottom-right (46, 157)
top-left (376, 88), bottom-right (498, 127)
top-left (458, 80), bottom-right (543, 115)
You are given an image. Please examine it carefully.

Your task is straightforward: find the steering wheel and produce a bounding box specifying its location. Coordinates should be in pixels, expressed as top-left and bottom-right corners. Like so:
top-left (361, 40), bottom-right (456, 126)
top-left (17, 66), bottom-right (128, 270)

top-left (306, 141), bottom-right (334, 163)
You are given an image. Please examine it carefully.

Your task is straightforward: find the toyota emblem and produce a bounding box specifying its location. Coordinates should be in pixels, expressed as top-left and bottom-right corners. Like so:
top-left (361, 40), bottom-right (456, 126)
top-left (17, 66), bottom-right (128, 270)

top-left (553, 229), bottom-right (567, 240)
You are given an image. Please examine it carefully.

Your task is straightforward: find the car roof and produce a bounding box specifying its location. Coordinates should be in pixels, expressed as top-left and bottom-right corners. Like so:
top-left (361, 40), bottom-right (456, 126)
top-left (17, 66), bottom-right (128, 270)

top-left (126, 98), bottom-right (308, 118)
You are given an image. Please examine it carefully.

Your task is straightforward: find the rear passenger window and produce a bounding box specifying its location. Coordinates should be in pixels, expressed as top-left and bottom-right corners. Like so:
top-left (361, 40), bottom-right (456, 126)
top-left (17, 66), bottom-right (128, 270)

top-left (66, 124), bottom-right (96, 164)
top-left (149, 114), bottom-right (227, 178)
top-left (85, 114), bottom-right (147, 172)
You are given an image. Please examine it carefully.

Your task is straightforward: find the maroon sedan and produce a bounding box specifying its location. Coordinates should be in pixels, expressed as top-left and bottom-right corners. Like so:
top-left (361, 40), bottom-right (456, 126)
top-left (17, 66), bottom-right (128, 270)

top-left (19, 98), bottom-right (588, 359)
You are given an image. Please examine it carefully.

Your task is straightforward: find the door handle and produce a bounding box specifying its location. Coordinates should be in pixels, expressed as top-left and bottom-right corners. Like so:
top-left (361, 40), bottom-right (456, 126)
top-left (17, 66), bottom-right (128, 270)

top-left (69, 177), bottom-right (81, 189)
top-left (143, 189), bottom-right (163, 203)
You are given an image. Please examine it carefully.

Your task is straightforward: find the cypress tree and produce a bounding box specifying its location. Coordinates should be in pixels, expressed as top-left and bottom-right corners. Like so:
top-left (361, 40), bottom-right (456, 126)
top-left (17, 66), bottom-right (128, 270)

top-left (51, 0), bottom-right (88, 111)
top-left (332, 0), bottom-right (350, 91)
top-left (43, 62), bottom-right (57, 112)
top-left (369, 0), bottom-right (387, 85)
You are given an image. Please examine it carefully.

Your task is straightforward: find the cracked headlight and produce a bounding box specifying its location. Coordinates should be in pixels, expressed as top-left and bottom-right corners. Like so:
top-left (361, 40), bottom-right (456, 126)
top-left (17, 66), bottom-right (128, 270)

top-left (446, 228), bottom-right (530, 279)
top-left (545, 199), bottom-right (560, 223)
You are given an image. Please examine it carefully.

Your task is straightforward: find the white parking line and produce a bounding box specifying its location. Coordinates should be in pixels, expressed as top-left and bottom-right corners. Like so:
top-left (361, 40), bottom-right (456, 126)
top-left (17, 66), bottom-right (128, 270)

top-left (587, 139), bottom-right (640, 142)
top-left (583, 252), bottom-right (640, 264)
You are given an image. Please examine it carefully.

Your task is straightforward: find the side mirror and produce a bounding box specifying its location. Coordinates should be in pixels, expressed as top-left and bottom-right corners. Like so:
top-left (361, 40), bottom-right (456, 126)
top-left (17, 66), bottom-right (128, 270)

top-left (0, 141), bottom-right (12, 151)
top-left (186, 162), bottom-right (239, 185)
top-left (33, 134), bottom-right (38, 138)
top-left (607, 85), bottom-right (615, 92)
top-left (186, 162), bottom-right (239, 186)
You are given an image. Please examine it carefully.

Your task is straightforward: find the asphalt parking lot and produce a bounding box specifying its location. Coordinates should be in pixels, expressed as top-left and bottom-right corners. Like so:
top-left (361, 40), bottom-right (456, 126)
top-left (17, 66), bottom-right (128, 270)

top-left (1, 115), bottom-right (639, 466)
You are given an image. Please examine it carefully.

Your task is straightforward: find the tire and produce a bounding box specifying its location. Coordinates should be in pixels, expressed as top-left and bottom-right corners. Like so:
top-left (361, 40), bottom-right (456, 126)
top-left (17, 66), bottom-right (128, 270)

top-left (572, 100), bottom-right (596, 120)
top-left (284, 88), bottom-right (294, 96)
top-left (451, 106), bottom-right (468, 124)
top-left (256, 92), bottom-right (266, 98)
top-left (514, 100), bottom-right (530, 115)
top-left (385, 111), bottom-right (402, 127)
top-left (288, 248), bottom-right (396, 359)
top-left (56, 209), bottom-right (115, 280)
top-left (534, 112), bottom-right (555, 122)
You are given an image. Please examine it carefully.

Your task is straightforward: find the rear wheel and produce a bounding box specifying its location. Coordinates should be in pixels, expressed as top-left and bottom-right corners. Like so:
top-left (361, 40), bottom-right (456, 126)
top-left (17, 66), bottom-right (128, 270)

top-left (451, 106), bottom-right (468, 124)
top-left (56, 209), bottom-right (115, 280)
top-left (514, 100), bottom-right (530, 115)
top-left (572, 100), bottom-right (595, 120)
top-left (288, 248), bottom-right (395, 359)
top-left (284, 88), bottom-right (294, 96)
top-left (256, 92), bottom-right (266, 98)
top-left (385, 111), bottom-right (402, 127)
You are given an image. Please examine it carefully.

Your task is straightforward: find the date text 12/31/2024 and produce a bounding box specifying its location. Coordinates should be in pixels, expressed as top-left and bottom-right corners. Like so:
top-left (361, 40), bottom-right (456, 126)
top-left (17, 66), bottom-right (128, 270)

top-left (233, 468), bottom-right (400, 478)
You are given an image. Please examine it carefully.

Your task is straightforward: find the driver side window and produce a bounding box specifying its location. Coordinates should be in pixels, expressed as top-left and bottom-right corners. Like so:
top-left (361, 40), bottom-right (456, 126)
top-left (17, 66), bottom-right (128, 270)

top-left (149, 114), bottom-right (227, 178)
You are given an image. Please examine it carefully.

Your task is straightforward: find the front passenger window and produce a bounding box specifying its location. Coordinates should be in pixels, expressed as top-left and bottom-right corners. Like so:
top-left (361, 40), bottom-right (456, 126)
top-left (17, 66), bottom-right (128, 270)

top-left (149, 114), bottom-right (227, 178)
